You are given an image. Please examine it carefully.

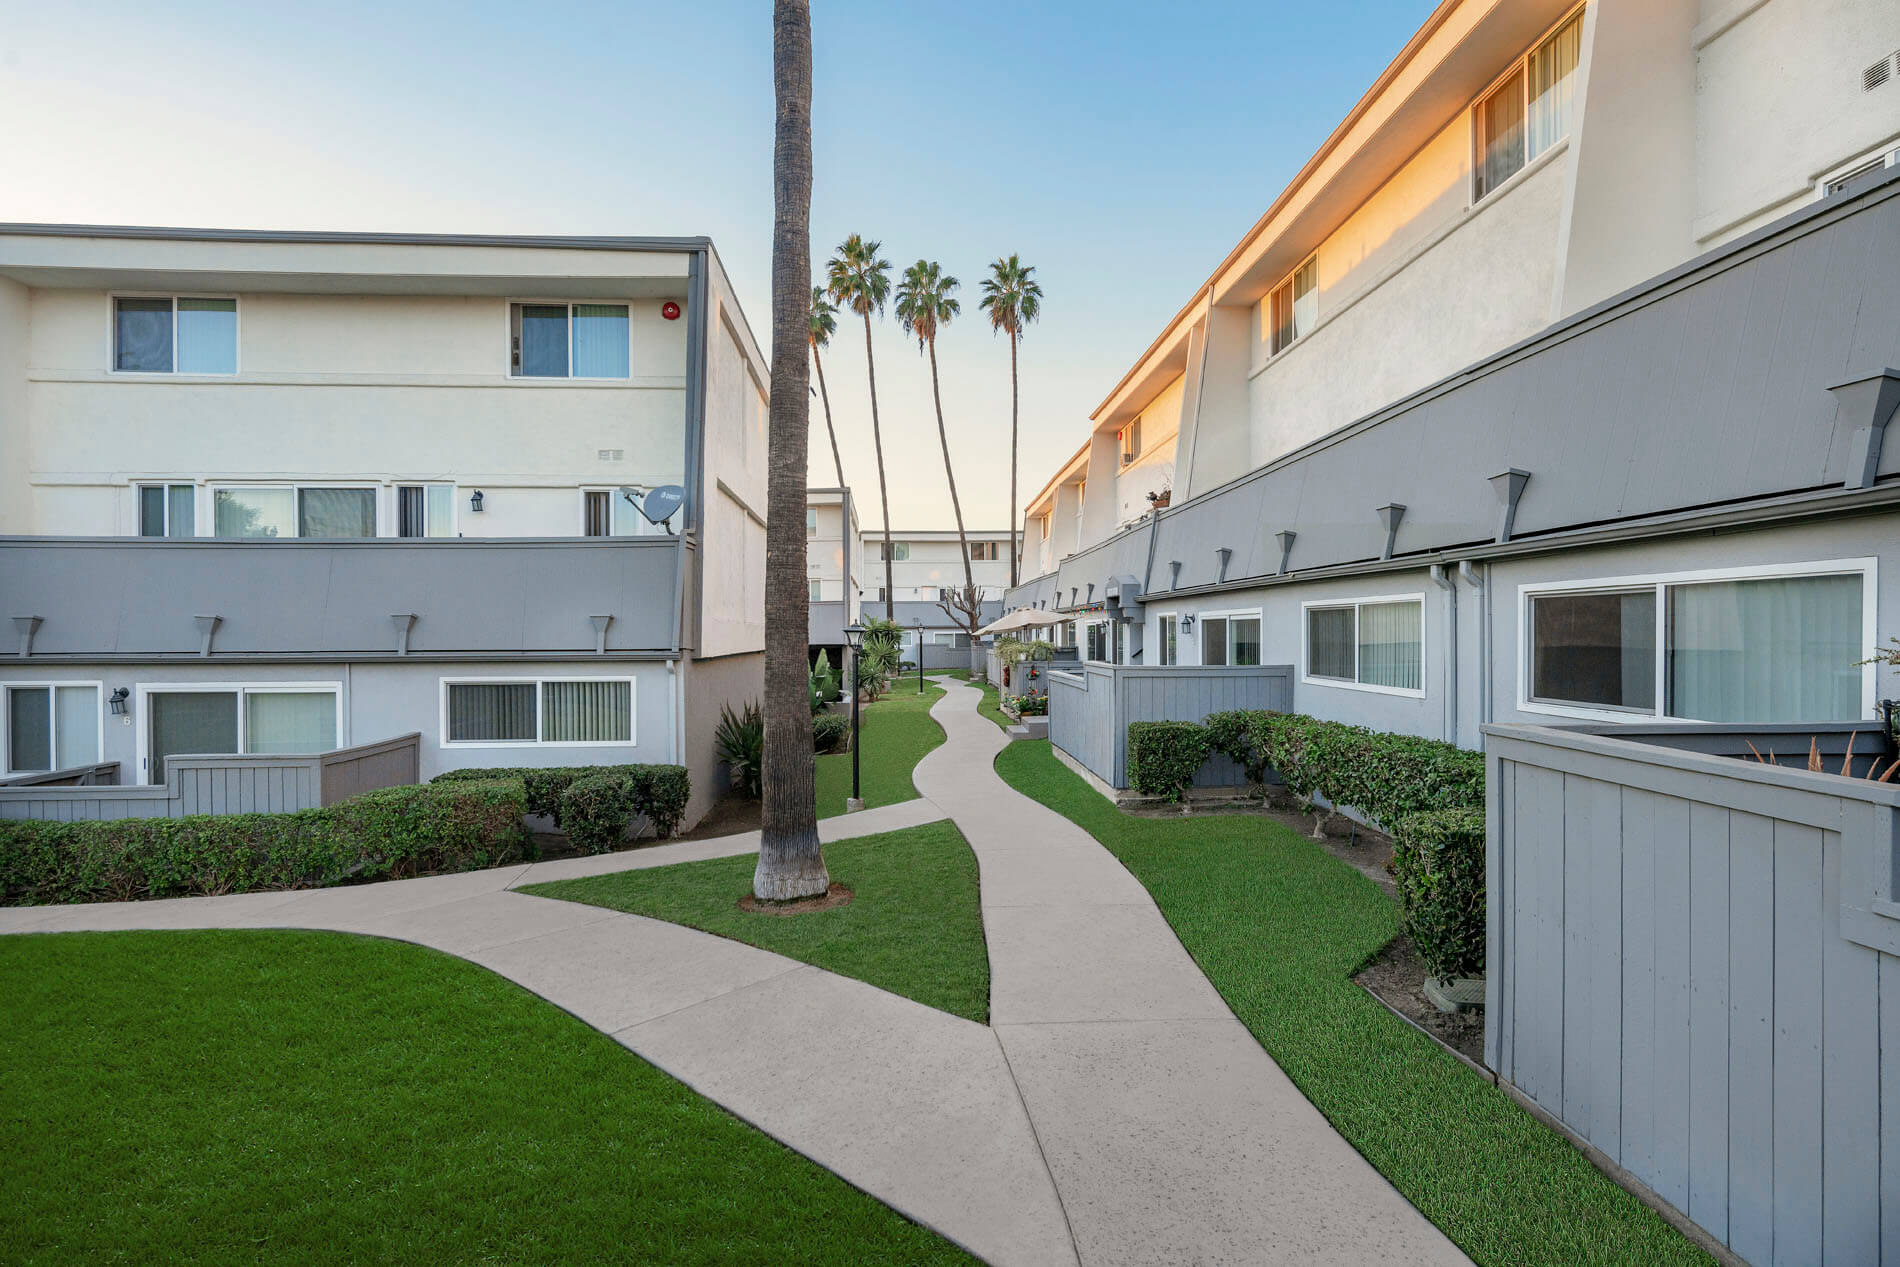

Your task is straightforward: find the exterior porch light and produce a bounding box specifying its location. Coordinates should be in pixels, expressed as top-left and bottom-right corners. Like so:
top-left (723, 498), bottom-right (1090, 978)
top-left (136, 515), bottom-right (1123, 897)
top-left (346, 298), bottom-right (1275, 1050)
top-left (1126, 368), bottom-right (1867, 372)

top-left (843, 623), bottom-right (866, 813)
top-left (108, 687), bottom-right (130, 716)
top-left (469, 490), bottom-right (485, 513)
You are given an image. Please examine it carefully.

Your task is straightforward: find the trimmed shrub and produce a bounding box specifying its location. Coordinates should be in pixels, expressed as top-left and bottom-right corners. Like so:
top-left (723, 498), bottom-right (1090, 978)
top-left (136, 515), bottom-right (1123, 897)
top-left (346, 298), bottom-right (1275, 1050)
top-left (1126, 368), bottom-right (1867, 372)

top-left (1391, 807), bottom-right (1487, 981)
top-left (0, 778), bottom-right (528, 907)
top-left (433, 764), bottom-right (690, 841)
top-left (1203, 709), bottom-right (1268, 784)
top-left (1240, 711), bottom-right (1483, 832)
top-left (812, 711), bottom-right (851, 755)
top-left (559, 771), bottom-right (635, 855)
top-left (629, 765), bottom-right (690, 840)
top-left (1126, 721), bottom-right (1211, 803)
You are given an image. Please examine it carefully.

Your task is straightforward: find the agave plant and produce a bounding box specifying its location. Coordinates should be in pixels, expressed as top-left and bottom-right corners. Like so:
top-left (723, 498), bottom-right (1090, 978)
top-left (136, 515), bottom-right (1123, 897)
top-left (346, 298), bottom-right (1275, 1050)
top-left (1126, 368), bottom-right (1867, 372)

top-left (715, 701), bottom-right (765, 799)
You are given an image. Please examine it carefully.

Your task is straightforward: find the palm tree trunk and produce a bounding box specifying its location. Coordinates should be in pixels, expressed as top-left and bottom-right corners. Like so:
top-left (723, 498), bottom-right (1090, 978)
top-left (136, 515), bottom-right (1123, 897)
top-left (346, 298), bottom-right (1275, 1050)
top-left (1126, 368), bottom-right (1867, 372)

top-left (813, 345), bottom-right (846, 488)
top-left (926, 337), bottom-right (977, 629)
top-left (1008, 332), bottom-right (1020, 588)
top-left (863, 311), bottom-right (894, 623)
top-left (754, 0), bottom-right (826, 901)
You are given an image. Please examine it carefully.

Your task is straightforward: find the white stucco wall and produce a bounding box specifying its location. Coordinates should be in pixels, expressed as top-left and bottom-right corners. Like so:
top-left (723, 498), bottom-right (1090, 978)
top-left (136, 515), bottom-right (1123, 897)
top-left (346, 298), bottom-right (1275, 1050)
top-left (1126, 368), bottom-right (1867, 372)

top-left (698, 302), bottom-right (768, 660)
top-left (0, 276), bottom-right (29, 535)
top-left (862, 535), bottom-right (1013, 601)
top-left (1113, 373), bottom-right (1181, 526)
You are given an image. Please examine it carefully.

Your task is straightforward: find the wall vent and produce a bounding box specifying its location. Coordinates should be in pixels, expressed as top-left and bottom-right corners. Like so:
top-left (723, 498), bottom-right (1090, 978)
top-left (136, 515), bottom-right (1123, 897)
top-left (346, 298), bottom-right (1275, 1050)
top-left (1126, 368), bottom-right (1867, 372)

top-left (1866, 53), bottom-right (1896, 93)
top-left (597, 448), bottom-right (625, 461)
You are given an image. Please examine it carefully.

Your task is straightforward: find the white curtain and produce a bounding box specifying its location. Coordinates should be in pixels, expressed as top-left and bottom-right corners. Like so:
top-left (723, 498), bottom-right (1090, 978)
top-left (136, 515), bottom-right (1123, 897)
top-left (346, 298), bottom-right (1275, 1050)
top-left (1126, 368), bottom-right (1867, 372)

top-left (1526, 15), bottom-right (1582, 157)
top-left (1667, 575), bottom-right (1862, 722)
top-left (1476, 69), bottom-right (1526, 198)
top-left (55, 686), bottom-right (99, 769)
top-left (1358, 601), bottom-right (1422, 690)
top-left (245, 692), bottom-right (337, 754)
top-left (298, 488), bottom-right (377, 538)
top-left (571, 304), bottom-right (630, 379)
top-left (542, 680), bottom-right (631, 742)
top-left (1231, 617), bottom-right (1263, 667)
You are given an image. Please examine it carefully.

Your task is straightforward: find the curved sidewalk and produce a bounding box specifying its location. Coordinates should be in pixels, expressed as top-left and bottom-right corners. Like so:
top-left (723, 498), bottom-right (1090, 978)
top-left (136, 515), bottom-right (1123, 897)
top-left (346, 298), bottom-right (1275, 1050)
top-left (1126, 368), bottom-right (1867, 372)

top-left (0, 676), bottom-right (1468, 1266)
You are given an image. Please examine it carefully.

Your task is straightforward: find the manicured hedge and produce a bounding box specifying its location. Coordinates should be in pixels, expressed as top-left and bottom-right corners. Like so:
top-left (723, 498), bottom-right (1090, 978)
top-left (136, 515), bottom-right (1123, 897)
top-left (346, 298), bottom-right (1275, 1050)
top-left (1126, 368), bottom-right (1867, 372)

top-left (0, 778), bottom-right (528, 907)
top-left (1126, 721), bottom-right (1211, 802)
top-left (1391, 807), bottom-right (1486, 981)
top-left (433, 764), bottom-right (690, 845)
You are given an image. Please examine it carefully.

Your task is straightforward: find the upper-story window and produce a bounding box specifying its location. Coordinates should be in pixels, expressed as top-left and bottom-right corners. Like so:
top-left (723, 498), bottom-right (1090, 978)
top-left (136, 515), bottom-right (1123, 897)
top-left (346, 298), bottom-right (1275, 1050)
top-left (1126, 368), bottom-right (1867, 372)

top-left (1269, 257), bottom-right (1317, 356)
top-left (212, 485), bottom-right (376, 538)
top-left (113, 296), bottom-right (237, 374)
top-left (1119, 418), bottom-right (1142, 466)
top-left (880, 541), bottom-right (909, 561)
top-left (968, 541), bottom-right (999, 562)
top-left (509, 302), bottom-right (630, 379)
top-left (1473, 9), bottom-right (1582, 202)
top-left (397, 485), bottom-right (455, 538)
top-left (582, 488), bottom-right (654, 537)
top-left (806, 507), bottom-right (819, 537)
top-left (137, 484), bottom-right (197, 538)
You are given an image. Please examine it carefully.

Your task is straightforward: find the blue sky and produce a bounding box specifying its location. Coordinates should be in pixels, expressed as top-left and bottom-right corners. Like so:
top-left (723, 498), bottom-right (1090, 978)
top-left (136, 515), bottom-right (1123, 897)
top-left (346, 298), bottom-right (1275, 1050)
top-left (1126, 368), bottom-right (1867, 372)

top-left (0, 0), bottom-right (1436, 532)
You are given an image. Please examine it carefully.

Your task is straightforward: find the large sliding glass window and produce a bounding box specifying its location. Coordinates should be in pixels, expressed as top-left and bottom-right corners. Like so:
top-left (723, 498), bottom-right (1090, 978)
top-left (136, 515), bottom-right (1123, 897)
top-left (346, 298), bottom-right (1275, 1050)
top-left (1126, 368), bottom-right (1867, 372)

top-left (212, 487), bottom-right (375, 538)
top-left (1525, 567), bottom-right (1869, 723)
top-left (444, 679), bottom-right (635, 745)
top-left (1305, 598), bottom-right (1424, 694)
top-left (1199, 613), bottom-right (1263, 667)
top-left (145, 686), bottom-right (339, 782)
top-left (4, 684), bottom-right (100, 773)
top-left (114, 297), bottom-right (237, 374)
top-left (1473, 9), bottom-right (1581, 201)
top-left (510, 303), bottom-right (631, 379)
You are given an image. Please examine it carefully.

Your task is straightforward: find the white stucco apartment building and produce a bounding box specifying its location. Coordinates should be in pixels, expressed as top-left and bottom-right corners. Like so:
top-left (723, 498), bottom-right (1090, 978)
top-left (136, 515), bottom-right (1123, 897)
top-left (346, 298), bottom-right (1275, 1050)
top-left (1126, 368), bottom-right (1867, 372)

top-left (0, 226), bottom-right (771, 827)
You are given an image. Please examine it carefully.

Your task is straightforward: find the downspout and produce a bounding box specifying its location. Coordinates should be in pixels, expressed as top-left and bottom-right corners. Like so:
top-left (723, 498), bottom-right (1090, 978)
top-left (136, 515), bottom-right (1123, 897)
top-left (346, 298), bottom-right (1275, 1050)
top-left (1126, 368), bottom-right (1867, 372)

top-left (667, 657), bottom-right (681, 765)
top-left (1430, 564), bottom-right (1457, 745)
top-left (1459, 560), bottom-right (1488, 731)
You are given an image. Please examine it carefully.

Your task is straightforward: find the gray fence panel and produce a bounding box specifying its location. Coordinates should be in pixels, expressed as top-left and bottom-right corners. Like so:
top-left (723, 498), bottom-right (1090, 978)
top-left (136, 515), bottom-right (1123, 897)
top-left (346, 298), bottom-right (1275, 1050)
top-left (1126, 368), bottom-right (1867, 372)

top-left (320, 733), bottom-right (421, 805)
top-left (0, 786), bottom-right (177, 820)
top-left (1048, 664), bottom-right (1292, 789)
top-left (1486, 722), bottom-right (1900, 1265)
top-left (172, 754), bottom-right (324, 816)
top-left (1047, 668), bottom-right (1114, 786)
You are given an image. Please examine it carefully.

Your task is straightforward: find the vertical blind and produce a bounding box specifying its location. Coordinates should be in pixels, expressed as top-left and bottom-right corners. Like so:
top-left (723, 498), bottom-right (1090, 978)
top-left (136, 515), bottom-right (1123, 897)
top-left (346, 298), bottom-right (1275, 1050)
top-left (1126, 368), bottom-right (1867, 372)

top-left (1357, 601), bottom-right (1422, 690)
top-left (516, 305), bottom-right (569, 377)
top-left (175, 298), bottom-right (237, 374)
top-left (448, 683), bottom-right (537, 742)
top-left (1231, 617), bottom-right (1263, 667)
top-left (571, 304), bottom-right (631, 378)
top-left (298, 488), bottom-right (377, 538)
top-left (542, 681), bottom-right (632, 742)
top-left (1307, 607), bottom-right (1356, 679)
top-left (1667, 575), bottom-right (1862, 722)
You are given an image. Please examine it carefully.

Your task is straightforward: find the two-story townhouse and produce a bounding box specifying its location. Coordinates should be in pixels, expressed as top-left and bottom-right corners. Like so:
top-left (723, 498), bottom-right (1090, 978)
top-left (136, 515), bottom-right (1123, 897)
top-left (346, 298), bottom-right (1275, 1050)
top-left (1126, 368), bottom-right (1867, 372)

top-left (858, 528), bottom-right (1011, 659)
top-left (0, 224), bottom-right (771, 828)
top-left (1007, 0), bottom-right (1900, 751)
top-left (805, 486), bottom-right (861, 674)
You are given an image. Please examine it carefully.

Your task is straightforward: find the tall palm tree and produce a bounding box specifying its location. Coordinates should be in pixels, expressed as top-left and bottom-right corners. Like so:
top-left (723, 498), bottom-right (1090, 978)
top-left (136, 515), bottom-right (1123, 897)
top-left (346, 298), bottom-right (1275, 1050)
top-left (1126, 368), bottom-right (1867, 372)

top-left (754, 0), bottom-right (827, 902)
top-left (808, 287), bottom-right (846, 488)
top-left (980, 255), bottom-right (1043, 587)
top-left (825, 236), bottom-right (894, 621)
top-left (895, 260), bottom-right (977, 622)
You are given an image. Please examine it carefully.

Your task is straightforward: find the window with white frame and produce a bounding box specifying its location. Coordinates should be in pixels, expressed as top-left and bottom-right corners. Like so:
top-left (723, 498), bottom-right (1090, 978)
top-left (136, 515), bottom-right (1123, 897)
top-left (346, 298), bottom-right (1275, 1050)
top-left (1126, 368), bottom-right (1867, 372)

top-left (582, 488), bottom-right (655, 537)
top-left (443, 678), bottom-right (635, 745)
top-left (137, 484), bottom-right (197, 538)
top-left (1305, 597), bottom-right (1423, 693)
top-left (4, 683), bottom-right (101, 773)
top-left (397, 485), bottom-right (455, 538)
top-left (1268, 257), bottom-right (1318, 356)
top-left (1472, 8), bottom-right (1582, 201)
top-left (809, 579), bottom-right (823, 602)
top-left (113, 296), bottom-right (237, 374)
top-left (1523, 563), bottom-right (1870, 722)
top-left (807, 507), bottom-right (819, 537)
top-left (1157, 615), bottom-right (1179, 666)
top-left (1085, 620), bottom-right (1112, 663)
top-left (210, 485), bottom-right (377, 539)
top-left (509, 302), bottom-right (631, 379)
top-left (142, 685), bottom-right (339, 783)
top-left (1119, 418), bottom-right (1142, 466)
top-left (879, 541), bottom-right (910, 561)
top-left (1200, 612), bottom-right (1263, 667)
top-left (969, 541), bottom-right (999, 562)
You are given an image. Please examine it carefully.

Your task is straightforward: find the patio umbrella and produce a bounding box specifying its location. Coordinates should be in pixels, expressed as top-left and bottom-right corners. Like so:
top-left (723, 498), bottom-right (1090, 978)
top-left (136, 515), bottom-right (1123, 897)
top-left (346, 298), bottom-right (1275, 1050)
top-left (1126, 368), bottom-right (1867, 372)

top-left (975, 607), bottom-right (1053, 637)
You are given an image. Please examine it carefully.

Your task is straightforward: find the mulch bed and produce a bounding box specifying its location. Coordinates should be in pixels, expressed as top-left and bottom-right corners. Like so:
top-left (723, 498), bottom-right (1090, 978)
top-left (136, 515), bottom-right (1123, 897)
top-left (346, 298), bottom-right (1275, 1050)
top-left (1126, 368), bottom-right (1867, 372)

top-left (738, 883), bottom-right (854, 916)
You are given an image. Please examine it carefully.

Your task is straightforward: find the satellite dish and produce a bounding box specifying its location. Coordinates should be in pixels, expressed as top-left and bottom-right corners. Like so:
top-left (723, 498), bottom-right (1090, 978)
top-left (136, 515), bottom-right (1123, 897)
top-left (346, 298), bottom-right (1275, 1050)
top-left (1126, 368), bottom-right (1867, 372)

top-left (635, 485), bottom-right (685, 534)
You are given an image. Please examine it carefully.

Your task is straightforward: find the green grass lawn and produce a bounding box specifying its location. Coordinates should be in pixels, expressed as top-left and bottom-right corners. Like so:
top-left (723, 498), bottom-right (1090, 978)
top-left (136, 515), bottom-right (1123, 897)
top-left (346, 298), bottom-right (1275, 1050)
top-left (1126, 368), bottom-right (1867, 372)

top-left (814, 678), bottom-right (945, 819)
top-left (0, 930), bottom-right (975, 1267)
top-left (970, 677), bottom-right (1012, 730)
top-left (526, 819), bottom-right (987, 1023)
top-left (993, 740), bottom-right (1708, 1267)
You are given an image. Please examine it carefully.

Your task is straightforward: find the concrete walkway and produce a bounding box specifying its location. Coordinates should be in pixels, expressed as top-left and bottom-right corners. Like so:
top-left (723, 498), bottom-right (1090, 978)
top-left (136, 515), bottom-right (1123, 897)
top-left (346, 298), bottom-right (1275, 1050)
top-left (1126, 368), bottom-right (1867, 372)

top-left (0, 676), bottom-right (1468, 1266)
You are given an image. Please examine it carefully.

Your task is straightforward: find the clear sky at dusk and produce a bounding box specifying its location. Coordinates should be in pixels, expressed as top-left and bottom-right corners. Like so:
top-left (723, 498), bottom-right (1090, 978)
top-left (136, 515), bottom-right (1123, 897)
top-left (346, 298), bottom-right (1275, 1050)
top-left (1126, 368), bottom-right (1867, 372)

top-left (0, 0), bottom-right (1437, 532)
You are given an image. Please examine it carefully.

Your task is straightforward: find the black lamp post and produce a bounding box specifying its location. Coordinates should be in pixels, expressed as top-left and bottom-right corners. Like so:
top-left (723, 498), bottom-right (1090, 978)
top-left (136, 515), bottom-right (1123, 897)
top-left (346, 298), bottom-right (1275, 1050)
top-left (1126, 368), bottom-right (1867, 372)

top-left (916, 620), bottom-right (925, 693)
top-left (843, 623), bottom-right (865, 812)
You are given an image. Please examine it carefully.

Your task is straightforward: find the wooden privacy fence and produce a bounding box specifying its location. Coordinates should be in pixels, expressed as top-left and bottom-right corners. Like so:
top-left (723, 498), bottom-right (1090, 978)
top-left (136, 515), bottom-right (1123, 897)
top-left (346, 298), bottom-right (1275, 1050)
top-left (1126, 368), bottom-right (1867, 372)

top-left (1048, 664), bottom-right (1293, 790)
top-left (0, 733), bottom-right (421, 822)
top-left (1484, 721), bottom-right (1900, 1267)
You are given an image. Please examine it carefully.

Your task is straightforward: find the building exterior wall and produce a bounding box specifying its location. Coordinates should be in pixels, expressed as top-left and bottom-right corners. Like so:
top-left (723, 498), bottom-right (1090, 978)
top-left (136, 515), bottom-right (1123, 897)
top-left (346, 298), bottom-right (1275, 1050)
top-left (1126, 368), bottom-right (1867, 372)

top-left (679, 650), bottom-right (763, 824)
top-left (697, 290), bottom-right (769, 659)
top-left (0, 276), bottom-right (29, 536)
top-left (862, 533), bottom-right (1014, 603)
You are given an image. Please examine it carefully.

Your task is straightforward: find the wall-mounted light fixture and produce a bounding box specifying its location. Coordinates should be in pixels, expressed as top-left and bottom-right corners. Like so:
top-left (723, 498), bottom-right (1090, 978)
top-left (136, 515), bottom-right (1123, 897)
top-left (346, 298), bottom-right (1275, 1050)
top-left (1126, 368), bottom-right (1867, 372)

top-left (1182, 614), bottom-right (1196, 633)
top-left (469, 490), bottom-right (485, 513)
top-left (108, 687), bottom-right (130, 716)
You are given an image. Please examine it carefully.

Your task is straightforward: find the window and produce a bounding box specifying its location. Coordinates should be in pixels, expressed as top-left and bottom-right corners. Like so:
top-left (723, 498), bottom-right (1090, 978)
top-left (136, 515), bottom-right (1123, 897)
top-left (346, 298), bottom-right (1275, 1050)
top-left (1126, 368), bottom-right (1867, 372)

top-left (444, 678), bottom-right (635, 746)
top-left (809, 579), bottom-right (823, 602)
top-left (137, 484), bottom-right (196, 538)
top-left (1200, 611), bottom-right (1264, 667)
top-left (1305, 598), bottom-right (1424, 694)
top-left (397, 485), bottom-right (454, 538)
top-left (142, 685), bottom-right (339, 782)
top-left (807, 507), bottom-right (819, 537)
top-left (113, 296), bottom-right (237, 374)
top-left (1473, 9), bottom-right (1581, 200)
top-left (209, 486), bottom-right (376, 539)
top-left (509, 302), bottom-right (630, 379)
top-left (918, 586), bottom-right (937, 601)
top-left (583, 489), bottom-right (651, 537)
top-left (1086, 621), bottom-right (1111, 663)
top-left (969, 541), bottom-right (999, 562)
top-left (1523, 564), bottom-right (1870, 722)
top-left (1269, 257), bottom-right (1318, 355)
top-left (1119, 419), bottom-right (1142, 466)
top-left (880, 541), bottom-right (910, 561)
top-left (4, 684), bottom-right (100, 774)
top-left (1157, 615), bottom-right (1179, 666)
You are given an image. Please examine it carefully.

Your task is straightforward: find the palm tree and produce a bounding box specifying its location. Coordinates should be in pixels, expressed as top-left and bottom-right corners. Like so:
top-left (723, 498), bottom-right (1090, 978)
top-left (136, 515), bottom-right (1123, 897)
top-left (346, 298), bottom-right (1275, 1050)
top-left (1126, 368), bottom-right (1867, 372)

top-left (895, 259), bottom-right (978, 626)
top-left (825, 235), bottom-right (894, 621)
top-left (980, 255), bottom-right (1043, 587)
top-left (808, 287), bottom-right (846, 488)
top-left (753, 0), bottom-right (827, 902)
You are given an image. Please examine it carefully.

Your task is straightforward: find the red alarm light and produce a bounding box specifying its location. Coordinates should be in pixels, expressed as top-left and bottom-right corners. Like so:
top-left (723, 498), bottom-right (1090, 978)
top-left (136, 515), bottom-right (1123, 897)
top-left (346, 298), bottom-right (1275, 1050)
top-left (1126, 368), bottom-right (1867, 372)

top-left (661, 301), bottom-right (682, 321)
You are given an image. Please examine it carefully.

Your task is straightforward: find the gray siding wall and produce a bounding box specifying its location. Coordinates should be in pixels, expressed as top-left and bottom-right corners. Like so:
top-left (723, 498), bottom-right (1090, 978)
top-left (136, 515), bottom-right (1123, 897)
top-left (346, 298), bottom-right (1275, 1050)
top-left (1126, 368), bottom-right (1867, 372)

top-left (1049, 664), bottom-right (1293, 789)
top-left (1486, 722), bottom-right (1900, 1266)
